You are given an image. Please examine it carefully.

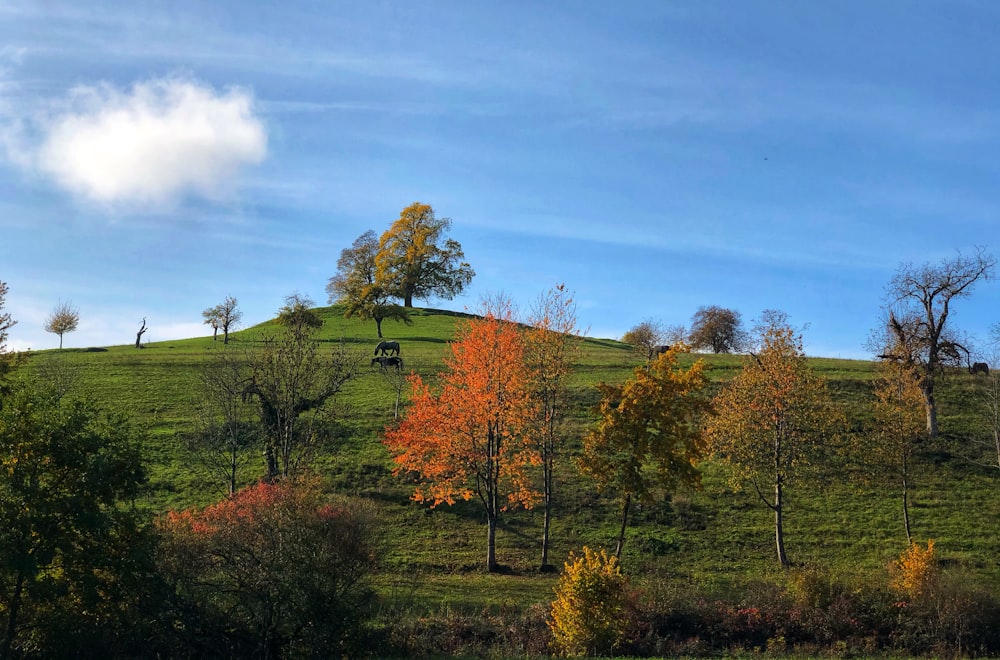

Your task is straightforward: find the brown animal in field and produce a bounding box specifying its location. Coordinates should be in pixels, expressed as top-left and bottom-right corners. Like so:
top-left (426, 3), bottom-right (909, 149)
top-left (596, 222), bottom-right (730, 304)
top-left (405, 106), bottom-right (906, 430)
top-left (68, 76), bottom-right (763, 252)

top-left (971, 362), bottom-right (990, 376)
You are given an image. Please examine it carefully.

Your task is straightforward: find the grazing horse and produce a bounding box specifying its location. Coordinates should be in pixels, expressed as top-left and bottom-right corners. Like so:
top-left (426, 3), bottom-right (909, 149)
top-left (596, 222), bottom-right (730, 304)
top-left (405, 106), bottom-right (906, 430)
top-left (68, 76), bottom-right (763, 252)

top-left (971, 362), bottom-right (990, 376)
top-left (372, 356), bottom-right (404, 371)
top-left (374, 340), bottom-right (400, 356)
top-left (648, 345), bottom-right (670, 360)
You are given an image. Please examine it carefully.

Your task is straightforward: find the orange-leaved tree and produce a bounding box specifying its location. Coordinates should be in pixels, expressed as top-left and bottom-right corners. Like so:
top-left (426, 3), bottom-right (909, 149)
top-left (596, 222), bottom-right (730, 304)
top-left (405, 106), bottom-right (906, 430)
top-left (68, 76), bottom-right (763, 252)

top-left (705, 310), bottom-right (845, 568)
top-left (525, 284), bottom-right (583, 571)
top-left (579, 345), bottom-right (711, 559)
top-left (384, 295), bottom-right (538, 572)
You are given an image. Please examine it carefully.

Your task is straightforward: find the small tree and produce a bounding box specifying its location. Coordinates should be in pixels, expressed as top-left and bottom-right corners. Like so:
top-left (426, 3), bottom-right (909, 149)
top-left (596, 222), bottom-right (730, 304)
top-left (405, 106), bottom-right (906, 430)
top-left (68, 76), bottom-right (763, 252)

top-left (688, 305), bottom-right (746, 353)
top-left (44, 300), bottom-right (79, 349)
top-left (867, 356), bottom-right (926, 543)
top-left (376, 202), bottom-right (475, 307)
top-left (620, 319), bottom-right (666, 360)
top-left (525, 284), bottom-right (583, 570)
top-left (327, 230), bottom-right (411, 338)
top-left (705, 311), bottom-right (845, 568)
top-left (203, 296), bottom-right (242, 344)
top-left (384, 295), bottom-right (538, 572)
top-left (548, 547), bottom-right (634, 657)
top-left (580, 346), bottom-right (711, 558)
top-left (190, 348), bottom-right (260, 495)
top-left (276, 293), bottom-right (322, 336)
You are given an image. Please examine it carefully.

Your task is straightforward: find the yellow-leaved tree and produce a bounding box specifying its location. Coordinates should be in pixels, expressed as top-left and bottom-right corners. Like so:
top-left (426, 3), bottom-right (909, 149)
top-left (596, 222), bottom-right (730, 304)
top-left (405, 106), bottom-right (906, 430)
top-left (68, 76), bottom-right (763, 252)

top-left (383, 295), bottom-right (538, 572)
top-left (579, 345), bottom-right (711, 559)
top-left (868, 353), bottom-right (926, 543)
top-left (705, 310), bottom-right (845, 568)
top-left (375, 202), bottom-right (475, 308)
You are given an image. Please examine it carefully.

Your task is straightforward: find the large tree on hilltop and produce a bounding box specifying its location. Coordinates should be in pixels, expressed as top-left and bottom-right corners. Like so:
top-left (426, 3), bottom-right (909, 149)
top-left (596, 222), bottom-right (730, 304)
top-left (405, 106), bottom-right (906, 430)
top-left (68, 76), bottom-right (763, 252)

top-left (327, 230), bottom-right (411, 338)
top-left (376, 202), bottom-right (475, 308)
top-left (873, 247), bottom-right (995, 437)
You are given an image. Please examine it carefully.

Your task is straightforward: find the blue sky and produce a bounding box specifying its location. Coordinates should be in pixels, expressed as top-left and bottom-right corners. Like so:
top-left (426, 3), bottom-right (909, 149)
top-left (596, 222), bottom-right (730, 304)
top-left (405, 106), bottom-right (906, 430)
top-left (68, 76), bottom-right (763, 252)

top-left (1, 1), bottom-right (998, 359)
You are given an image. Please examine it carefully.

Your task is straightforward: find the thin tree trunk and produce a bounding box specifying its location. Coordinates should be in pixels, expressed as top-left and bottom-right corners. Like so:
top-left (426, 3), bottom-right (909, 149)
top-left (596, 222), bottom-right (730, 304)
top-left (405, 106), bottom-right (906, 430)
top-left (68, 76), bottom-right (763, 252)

top-left (775, 481), bottom-right (788, 568)
top-left (375, 317), bottom-right (383, 338)
top-left (540, 457), bottom-right (552, 569)
top-left (487, 513), bottom-right (498, 572)
top-left (615, 493), bottom-right (631, 560)
top-left (902, 473), bottom-right (912, 544)
top-left (540, 460), bottom-right (552, 570)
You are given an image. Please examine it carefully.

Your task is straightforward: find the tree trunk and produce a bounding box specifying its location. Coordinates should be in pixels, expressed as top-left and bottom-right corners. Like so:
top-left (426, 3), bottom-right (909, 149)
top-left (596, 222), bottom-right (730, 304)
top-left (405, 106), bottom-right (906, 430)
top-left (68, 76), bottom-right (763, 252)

top-left (264, 444), bottom-right (278, 482)
top-left (902, 473), bottom-right (912, 544)
top-left (615, 493), bottom-right (631, 560)
top-left (223, 328), bottom-right (229, 345)
top-left (921, 377), bottom-right (939, 437)
top-left (375, 317), bottom-right (384, 338)
top-left (775, 479), bottom-right (789, 568)
top-left (58, 333), bottom-right (63, 349)
top-left (404, 292), bottom-right (413, 308)
top-left (540, 460), bottom-right (553, 570)
top-left (487, 512), bottom-right (498, 572)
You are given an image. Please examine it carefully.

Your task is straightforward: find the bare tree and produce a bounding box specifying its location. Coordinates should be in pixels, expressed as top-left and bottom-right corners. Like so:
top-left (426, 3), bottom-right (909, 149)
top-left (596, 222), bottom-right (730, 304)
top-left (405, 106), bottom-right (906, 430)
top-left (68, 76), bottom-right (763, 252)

top-left (874, 248), bottom-right (995, 437)
top-left (189, 348), bottom-right (259, 495)
top-left (44, 301), bottom-right (80, 349)
top-left (135, 318), bottom-right (148, 349)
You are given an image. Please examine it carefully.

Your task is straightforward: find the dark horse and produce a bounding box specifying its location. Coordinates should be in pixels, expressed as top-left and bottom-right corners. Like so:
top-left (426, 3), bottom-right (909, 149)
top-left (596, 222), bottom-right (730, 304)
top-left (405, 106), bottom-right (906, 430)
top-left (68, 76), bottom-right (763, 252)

top-left (371, 356), bottom-right (404, 370)
top-left (971, 362), bottom-right (990, 376)
top-left (374, 340), bottom-right (400, 356)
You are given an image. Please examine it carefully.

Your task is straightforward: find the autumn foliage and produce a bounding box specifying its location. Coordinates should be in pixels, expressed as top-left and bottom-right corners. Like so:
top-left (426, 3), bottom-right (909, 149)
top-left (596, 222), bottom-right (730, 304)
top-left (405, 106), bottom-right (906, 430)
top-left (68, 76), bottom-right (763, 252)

top-left (890, 539), bottom-right (938, 600)
top-left (157, 478), bottom-right (376, 656)
top-left (384, 297), bottom-right (538, 571)
top-left (548, 547), bottom-right (634, 657)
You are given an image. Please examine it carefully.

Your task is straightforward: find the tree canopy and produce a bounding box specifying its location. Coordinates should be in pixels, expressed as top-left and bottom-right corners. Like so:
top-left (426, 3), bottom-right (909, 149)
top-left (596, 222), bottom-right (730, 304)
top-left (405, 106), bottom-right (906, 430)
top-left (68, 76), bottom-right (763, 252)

top-left (579, 345), bottom-right (711, 557)
top-left (376, 202), bottom-right (475, 308)
top-left (327, 230), bottom-right (411, 338)
top-left (688, 305), bottom-right (745, 354)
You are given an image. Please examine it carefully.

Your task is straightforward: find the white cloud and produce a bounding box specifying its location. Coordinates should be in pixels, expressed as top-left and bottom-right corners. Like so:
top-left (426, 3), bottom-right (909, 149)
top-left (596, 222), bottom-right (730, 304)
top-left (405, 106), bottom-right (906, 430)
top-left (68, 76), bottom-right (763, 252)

top-left (35, 76), bottom-right (266, 206)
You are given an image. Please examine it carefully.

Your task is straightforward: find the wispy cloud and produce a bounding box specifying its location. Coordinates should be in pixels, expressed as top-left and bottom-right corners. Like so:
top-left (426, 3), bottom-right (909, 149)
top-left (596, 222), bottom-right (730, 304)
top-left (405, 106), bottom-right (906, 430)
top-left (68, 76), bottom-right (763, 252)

top-left (8, 75), bottom-right (267, 208)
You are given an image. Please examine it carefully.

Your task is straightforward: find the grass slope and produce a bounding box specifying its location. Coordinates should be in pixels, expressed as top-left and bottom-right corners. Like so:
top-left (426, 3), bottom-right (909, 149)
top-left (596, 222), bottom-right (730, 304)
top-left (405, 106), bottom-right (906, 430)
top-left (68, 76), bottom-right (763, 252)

top-left (20, 305), bottom-right (1000, 613)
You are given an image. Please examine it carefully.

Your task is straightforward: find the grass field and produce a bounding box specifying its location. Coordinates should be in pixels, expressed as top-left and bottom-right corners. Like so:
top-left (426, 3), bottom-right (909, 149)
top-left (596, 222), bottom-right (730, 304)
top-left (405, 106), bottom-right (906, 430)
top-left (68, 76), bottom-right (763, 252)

top-left (19, 304), bottom-right (1000, 617)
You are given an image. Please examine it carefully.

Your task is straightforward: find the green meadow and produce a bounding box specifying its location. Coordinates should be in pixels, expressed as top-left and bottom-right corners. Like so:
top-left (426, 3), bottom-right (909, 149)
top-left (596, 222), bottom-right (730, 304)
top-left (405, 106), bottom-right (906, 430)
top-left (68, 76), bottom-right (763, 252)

top-left (20, 304), bottom-right (1000, 615)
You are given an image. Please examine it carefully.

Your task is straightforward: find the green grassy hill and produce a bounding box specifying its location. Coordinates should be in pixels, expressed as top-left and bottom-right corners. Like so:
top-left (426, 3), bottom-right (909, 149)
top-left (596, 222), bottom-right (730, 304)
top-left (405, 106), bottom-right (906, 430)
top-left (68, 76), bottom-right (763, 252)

top-left (20, 305), bottom-right (1000, 615)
